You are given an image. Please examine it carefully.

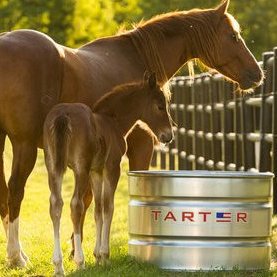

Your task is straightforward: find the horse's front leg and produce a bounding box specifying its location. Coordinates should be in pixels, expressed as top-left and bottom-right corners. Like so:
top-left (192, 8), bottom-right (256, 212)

top-left (0, 132), bottom-right (8, 236)
top-left (7, 139), bottom-right (37, 267)
top-left (100, 163), bottom-right (120, 264)
top-left (126, 124), bottom-right (155, 170)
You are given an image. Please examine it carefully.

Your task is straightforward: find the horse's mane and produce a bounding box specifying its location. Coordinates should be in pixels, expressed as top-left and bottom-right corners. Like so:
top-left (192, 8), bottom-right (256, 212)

top-left (119, 7), bottom-right (239, 80)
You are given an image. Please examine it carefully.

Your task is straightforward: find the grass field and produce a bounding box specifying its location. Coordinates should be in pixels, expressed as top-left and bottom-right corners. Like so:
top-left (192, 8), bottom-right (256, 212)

top-left (0, 140), bottom-right (277, 276)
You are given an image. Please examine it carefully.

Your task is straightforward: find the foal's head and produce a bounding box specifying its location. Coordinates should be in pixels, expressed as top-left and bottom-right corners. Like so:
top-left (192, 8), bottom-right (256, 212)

top-left (141, 73), bottom-right (173, 144)
top-left (196, 0), bottom-right (263, 90)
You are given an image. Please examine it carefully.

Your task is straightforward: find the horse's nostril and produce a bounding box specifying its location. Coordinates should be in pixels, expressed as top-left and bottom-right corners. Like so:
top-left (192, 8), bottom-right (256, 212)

top-left (248, 69), bottom-right (263, 83)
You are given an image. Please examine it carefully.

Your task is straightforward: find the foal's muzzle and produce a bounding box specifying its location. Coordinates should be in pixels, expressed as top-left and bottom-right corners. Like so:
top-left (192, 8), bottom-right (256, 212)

top-left (159, 129), bottom-right (174, 144)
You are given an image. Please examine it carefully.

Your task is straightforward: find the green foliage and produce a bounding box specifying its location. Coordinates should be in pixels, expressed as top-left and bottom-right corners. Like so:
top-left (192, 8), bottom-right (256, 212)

top-left (67, 0), bottom-right (116, 46)
top-left (0, 0), bottom-right (276, 58)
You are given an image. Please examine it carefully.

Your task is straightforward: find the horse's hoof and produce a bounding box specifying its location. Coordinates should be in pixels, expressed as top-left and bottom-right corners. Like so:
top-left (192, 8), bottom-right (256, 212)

top-left (8, 253), bottom-right (27, 268)
top-left (69, 249), bottom-right (74, 260)
top-left (21, 250), bottom-right (29, 262)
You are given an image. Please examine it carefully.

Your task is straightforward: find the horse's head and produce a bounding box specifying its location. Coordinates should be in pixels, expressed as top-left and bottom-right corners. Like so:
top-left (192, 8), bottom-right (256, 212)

top-left (142, 73), bottom-right (174, 144)
top-left (197, 0), bottom-right (263, 90)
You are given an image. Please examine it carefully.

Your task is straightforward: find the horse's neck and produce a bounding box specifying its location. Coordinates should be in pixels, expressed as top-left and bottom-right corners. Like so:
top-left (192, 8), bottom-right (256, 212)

top-left (81, 34), bottom-right (187, 86)
top-left (77, 38), bottom-right (145, 89)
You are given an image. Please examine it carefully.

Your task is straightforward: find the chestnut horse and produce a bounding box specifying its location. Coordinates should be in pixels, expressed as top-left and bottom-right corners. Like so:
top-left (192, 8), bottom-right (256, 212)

top-left (43, 74), bottom-right (173, 275)
top-left (0, 0), bottom-right (263, 266)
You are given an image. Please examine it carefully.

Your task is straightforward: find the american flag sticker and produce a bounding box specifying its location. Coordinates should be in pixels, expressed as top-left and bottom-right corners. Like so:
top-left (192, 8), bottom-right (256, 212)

top-left (216, 212), bottom-right (232, 222)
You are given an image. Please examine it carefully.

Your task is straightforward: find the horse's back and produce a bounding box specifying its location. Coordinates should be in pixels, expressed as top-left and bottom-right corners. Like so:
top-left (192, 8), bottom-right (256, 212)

top-left (46, 103), bottom-right (96, 151)
top-left (0, 29), bottom-right (65, 140)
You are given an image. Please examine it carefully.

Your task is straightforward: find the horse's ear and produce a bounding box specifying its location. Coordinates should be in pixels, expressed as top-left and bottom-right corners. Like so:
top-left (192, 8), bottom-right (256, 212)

top-left (148, 72), bottom-right (157, 89)
top-left (216, 0), bottom-right (229, 14)
top-left (143, 71), bottom-right (150, 84)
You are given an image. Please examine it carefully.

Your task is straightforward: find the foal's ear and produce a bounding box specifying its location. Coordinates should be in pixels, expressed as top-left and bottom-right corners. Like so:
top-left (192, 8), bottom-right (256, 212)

top-left (148, 72), bottom-right (157, 89)
top-left (216, 0), bottom-right (229, 14)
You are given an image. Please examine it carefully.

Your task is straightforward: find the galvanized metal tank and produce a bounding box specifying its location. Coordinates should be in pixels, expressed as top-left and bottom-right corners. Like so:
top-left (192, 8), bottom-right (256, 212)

top-left (128, 170), bottom-right (274, 270)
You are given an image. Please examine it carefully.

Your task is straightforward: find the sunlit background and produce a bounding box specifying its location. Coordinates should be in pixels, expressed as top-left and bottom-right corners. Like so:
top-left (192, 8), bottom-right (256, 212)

top-left (0, 0), bottom-right (276, 58)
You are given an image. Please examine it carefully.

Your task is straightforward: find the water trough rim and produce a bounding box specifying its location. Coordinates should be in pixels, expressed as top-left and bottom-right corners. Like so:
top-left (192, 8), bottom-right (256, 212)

top-left (128, 170), bottom-right (274, 179)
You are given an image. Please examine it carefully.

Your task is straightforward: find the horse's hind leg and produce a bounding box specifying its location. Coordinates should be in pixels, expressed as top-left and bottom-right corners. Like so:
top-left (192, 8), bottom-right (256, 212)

top-left (71, 170), bottom-right (89, 269)
top-left (0, 132), bottom-right (8, 235)
top-left (100, 163), bottom-right (120, 264)
top-left (90, 172), bottom-right (103, 264)
top-left (48, 171), bottom-right (64, 276)
top-left (70, 186), bottom-right (92, 259)
top-left (7, 139), bottom-right (37, 267)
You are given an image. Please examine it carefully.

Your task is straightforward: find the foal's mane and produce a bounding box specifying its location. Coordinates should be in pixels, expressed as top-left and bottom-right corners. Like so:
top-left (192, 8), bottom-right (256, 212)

top-left (93, 83), bottom-right (145, 115)
top-left (93, 82), bottom-right (168, 116)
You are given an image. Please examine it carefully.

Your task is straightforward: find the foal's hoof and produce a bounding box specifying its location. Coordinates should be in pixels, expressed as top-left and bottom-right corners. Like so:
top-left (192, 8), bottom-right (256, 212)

top-left (54, 271), bottom-right (65, 277)
top-left (100, 255), bottom-right (111, 267)
top-left (54, 264), bottom-right (65, 276)
top-left (76, 262), bottom-right (85, 270)
top-left (101, 259), bottom-right (111, 267)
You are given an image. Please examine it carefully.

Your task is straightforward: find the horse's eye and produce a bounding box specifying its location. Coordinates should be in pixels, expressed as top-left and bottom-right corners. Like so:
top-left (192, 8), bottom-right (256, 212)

top-left (232, 33), bottom-right (239, 42)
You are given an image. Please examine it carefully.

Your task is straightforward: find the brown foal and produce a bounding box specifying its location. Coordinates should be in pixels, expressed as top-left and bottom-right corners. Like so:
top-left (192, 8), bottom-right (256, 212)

top-left (43, 74), bottom-right (173, 275)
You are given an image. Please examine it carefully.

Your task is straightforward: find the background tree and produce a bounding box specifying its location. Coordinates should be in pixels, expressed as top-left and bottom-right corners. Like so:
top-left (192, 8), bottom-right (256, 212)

top-left (0, 0), bottom-right (276, 59)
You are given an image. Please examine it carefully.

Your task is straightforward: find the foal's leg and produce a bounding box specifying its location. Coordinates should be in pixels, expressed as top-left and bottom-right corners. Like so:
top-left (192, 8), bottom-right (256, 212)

top-left (100, 164), bottom-right (120, 264)
top-left (70, 186), bottom-right (93, 259)
top-left (126, 124), bottom-right (155, 170)
top-left (48, 172), bottom-right (64, 276)
top-left (71, 170), bottom-right (89, 269)
top-left (0, 132), bottom-right (8, 235)
top-left (90, 172), bottom-right (103, 264)
top-left (7, 139), bottom-right (37, 267)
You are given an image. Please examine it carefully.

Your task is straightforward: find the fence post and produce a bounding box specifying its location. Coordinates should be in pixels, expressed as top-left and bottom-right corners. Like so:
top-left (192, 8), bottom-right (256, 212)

top-left (202, 74), bottom-right (213, 170)
top-left (194, 76), bottom-right (205, 169)
top-left (223, 82), bottom-right (235, 170)
top-left (169, 80), bottom-right (178, 170)
top-left (242, 92), bottom-right (256, 171)
top-left (272, 47), bottom-right (277, 213)
top-left (212, 75), bottom-right (223, 170)
top-left (176, 78), bottom-right (186, 170)
top-left (185, 79), bottom-right (195, 169)
top-left (259, 52), bottom-right (274, 172)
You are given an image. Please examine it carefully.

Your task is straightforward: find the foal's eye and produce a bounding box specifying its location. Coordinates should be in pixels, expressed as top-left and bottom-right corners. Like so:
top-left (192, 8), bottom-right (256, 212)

top-left (158, 105), bottom-right (164, 111)
top-left (156, 104), bottom-right (165, 111)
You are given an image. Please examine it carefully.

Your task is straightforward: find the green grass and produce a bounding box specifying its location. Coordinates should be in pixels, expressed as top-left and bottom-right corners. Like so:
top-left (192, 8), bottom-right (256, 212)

top-left (0, 140), bottom-right (276, 276)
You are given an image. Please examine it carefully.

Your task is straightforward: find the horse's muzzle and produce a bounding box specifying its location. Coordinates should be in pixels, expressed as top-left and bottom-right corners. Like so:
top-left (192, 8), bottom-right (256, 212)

top-left (240, 69), bottom-right (264, 90)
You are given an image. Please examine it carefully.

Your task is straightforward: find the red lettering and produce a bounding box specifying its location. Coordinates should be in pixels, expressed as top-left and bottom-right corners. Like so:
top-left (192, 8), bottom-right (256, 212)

top-left (182, 212), bottom-right (194, 222)
top-left (237, 212), bottom-right (247, 222)
top-left (199, 211), bottom-right (211, 222)
top-left (151, 210), bottom-right (161, 221)
top-left (164, 211), bottom-right (177, 221)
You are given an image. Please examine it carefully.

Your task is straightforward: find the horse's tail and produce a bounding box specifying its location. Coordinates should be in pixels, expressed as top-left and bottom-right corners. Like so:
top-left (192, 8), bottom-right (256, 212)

top-left (48, 114), bottom-right (72, 175)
